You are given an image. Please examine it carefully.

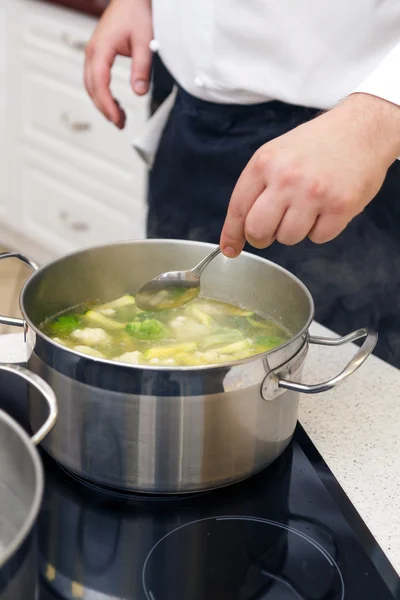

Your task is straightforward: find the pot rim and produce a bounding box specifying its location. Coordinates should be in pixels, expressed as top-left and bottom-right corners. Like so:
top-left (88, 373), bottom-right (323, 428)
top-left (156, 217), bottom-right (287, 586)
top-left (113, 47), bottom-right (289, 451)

top-left (0, 409), bottom-right (44, 568)
top-left (20, 239), bottom-right (315, 372)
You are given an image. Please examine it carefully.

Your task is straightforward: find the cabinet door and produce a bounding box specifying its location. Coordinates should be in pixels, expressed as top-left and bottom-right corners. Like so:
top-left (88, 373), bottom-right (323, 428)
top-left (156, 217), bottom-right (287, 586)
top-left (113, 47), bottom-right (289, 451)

top-left (21, 61), bottom-right (147, 203)
top-left (18, 147), bottom-right (146, 255)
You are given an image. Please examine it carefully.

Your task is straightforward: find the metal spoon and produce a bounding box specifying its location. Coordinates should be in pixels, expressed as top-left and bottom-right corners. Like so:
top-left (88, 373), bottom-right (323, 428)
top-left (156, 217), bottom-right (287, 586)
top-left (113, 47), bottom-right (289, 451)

top-left (135, 246), bottom-right (222, 312)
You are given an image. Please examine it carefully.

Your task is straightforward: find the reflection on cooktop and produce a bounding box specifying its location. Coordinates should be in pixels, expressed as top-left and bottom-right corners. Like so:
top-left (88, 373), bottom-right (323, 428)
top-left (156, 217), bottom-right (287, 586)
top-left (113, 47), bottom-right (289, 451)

top-left (54, 459), bottom-right (212, 502)
top-left (38, 425), bottom-right (400, 600)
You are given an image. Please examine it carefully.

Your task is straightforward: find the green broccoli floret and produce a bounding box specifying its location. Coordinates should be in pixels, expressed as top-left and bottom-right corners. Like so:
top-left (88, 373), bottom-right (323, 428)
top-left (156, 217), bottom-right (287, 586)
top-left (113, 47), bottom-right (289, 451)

top-left (126, 318), bottom-right (165, 339)
top-left (125, 321), bottom-right (142, 335)
top-left (141, 319), bottom-right (165, 335)
top-left (50, 315), bottom-right (81, 336)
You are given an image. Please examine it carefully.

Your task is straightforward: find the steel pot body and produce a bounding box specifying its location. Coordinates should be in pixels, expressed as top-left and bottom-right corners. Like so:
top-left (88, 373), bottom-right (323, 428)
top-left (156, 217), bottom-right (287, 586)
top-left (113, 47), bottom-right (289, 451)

top-left (0, 241), bottom-right (377, 493)
top-left (0, 365), bottom-right (57, 599)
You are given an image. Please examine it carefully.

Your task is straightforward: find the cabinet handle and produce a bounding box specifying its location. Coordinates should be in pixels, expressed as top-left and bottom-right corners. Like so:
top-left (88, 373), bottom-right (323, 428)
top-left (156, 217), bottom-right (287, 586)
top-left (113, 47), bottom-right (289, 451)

top-left (59, 211), bottom-right (89, 232)
top-left (60, 32), bottom-right (87, 51)
top-left (61, 112), bottom-right (92, 133)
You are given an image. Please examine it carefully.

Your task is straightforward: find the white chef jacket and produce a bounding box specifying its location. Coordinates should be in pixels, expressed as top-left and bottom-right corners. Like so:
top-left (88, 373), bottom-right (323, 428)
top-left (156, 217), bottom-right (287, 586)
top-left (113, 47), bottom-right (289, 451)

top-left (151, 0), bottom-right (400, 109)
top-left (134, 0), bottom-right (400, 165)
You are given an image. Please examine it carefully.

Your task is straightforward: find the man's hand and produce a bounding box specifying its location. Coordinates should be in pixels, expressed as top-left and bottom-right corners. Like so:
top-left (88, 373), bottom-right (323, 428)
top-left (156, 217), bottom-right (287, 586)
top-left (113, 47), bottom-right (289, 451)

top-left (220, 93), bottom-right (400, 257)
top-left (84, 0), bottom-right (152, 129)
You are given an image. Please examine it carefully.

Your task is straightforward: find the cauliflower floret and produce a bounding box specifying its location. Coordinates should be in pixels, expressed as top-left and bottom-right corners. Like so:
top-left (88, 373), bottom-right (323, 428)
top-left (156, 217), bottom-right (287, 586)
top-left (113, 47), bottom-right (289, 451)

top-left (74, 345), bottom-right (104, 358)
top-left (114, 351), bottom-right (142, 365)
top-left (170, 317), bottom-right (208, 341)
top-left (169, 316), bottom-right (186, 332)
top-left (71, 328), bottom-right (110, 346)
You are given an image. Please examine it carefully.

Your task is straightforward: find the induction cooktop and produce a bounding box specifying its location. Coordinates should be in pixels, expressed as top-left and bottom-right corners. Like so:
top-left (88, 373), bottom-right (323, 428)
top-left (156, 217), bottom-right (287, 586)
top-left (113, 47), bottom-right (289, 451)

top-left (37, 424), bottom-right (400, 600)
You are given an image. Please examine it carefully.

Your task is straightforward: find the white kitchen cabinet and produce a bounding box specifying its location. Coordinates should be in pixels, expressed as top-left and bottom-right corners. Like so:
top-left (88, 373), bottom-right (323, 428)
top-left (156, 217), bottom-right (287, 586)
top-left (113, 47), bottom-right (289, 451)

top-left (18, 147), bottom-right (147, 254)
top-left (0, 0), bottom-right (149, 264)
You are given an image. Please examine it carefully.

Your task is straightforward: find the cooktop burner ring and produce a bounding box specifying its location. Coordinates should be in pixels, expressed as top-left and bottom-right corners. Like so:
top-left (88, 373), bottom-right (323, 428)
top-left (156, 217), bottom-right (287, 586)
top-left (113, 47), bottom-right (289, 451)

top-left (142, 515), bottom-right (345, 600)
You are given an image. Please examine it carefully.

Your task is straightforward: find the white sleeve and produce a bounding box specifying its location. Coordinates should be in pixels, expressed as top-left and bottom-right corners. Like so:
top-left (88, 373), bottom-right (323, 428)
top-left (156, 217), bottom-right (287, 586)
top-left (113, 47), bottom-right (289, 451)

top-left (353, 43), bottom-right (400, 107)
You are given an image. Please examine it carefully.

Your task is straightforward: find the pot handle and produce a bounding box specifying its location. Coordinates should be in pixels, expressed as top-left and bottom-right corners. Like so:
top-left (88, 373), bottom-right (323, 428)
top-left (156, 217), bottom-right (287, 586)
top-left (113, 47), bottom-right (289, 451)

top-left (279, 328), bottom-right (377, 395)
top-left (262, 328), bottom-right (378, 400)
top-left (0, 252), bottom-right (39, 328)
top-left (0, 364), bottom-right (58, 445)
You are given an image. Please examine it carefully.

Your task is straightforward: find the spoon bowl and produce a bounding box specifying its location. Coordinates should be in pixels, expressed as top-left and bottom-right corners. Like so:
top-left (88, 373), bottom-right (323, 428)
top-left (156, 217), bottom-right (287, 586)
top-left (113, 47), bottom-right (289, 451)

top-left (135, 246), bottom-right (222, 311)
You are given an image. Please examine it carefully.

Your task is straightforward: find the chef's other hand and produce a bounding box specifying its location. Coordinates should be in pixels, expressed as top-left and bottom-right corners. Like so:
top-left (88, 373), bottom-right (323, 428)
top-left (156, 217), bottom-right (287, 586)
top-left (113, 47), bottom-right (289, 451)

top-left (220, 93), bottom-right (400, 257)
top-left (84, 0), bottom-right (152, 128)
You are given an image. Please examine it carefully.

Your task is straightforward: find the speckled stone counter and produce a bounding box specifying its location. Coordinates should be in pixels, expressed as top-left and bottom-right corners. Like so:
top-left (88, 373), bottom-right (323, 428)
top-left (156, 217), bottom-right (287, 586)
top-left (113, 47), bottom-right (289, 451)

top-left (301, 322), bottom-right (400, 575)
top-left (0, 325), bottom-right (399, 575)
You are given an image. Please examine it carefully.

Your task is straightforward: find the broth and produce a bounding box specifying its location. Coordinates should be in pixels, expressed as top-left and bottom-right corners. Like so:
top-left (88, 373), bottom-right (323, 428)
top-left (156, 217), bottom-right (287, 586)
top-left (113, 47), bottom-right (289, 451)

top-left (39, 295), bottom-right (290, 366)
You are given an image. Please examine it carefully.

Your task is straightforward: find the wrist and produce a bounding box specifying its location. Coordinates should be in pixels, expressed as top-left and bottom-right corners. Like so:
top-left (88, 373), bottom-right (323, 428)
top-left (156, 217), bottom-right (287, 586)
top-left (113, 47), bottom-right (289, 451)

top-left (338, 92), bottom-right (400, 163)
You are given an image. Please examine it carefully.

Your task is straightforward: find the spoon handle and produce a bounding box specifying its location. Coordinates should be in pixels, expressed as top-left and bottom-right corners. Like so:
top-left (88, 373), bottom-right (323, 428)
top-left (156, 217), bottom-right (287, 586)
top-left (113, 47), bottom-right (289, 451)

top-left (191, 246), bottom-right (222, 278)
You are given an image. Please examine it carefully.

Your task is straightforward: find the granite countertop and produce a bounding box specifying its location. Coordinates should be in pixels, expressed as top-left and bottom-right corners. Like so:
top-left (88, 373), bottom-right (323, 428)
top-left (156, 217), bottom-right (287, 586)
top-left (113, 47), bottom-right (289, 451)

top-left (302, 322), bottom-right (399, 575)
top-left (0, 325), bottom-right (399, 575)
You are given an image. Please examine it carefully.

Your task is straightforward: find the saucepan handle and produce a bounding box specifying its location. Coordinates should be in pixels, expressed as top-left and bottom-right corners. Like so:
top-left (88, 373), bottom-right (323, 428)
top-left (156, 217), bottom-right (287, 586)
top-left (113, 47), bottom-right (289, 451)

top-left (0, 252), bottom-right (39, 328)
top-left (0, 364), bottom-right (58, 445)
top-left (279, 328), bottom-right (378, 394)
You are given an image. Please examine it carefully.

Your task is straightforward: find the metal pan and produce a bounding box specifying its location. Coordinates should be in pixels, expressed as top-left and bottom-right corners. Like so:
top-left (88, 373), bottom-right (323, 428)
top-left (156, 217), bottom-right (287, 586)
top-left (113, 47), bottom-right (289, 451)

top-left (0, 364), bottom-right (57, 600)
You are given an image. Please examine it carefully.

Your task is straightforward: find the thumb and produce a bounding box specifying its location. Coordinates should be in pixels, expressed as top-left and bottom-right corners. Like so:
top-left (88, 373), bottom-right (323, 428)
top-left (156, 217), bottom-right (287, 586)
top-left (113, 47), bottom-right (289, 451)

top-left (131, 38), bottom-right (152, 95)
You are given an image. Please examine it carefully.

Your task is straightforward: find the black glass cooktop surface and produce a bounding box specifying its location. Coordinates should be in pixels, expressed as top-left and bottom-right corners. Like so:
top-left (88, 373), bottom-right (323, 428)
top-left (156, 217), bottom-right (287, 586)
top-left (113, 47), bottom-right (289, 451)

top-left (37, 425), bottom-right (400, 600)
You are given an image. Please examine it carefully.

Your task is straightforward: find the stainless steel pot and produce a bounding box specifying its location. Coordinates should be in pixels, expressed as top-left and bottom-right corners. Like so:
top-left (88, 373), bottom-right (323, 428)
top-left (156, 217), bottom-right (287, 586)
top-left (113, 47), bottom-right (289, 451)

top-left (0, 241), bottom-right (377, 493)
top-left (0, 364), bottom-right (57, 600)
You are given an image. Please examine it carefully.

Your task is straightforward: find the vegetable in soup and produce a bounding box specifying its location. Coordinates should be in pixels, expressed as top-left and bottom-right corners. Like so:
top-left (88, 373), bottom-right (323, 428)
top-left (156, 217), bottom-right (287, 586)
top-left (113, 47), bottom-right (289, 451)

top-left (40, 295), bottom-right (290, 366)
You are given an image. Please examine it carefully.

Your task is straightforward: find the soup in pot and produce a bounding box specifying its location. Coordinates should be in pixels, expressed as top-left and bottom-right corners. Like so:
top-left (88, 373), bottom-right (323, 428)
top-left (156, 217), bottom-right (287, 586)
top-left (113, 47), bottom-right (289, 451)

top-left (39, 295), bottom-right (290, 366)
